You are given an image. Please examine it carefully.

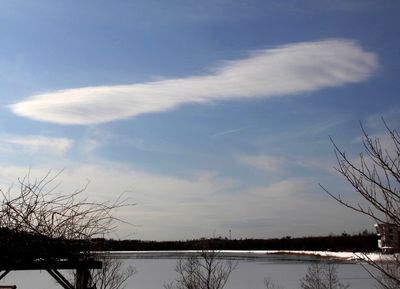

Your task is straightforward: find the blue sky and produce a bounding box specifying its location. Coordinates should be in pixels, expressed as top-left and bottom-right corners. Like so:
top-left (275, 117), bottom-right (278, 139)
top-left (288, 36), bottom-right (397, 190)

top-left (0, 0), bottom-right (399, 240)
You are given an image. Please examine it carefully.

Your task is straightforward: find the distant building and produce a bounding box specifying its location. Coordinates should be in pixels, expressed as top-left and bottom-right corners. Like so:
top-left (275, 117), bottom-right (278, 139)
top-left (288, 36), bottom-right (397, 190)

top-left (375, 223), bottom-right (400, 253)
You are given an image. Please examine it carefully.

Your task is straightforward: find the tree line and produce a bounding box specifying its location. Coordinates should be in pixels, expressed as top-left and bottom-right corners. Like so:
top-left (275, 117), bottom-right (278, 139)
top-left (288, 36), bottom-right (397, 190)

top-left (86, 232), bottom-right (377, 252)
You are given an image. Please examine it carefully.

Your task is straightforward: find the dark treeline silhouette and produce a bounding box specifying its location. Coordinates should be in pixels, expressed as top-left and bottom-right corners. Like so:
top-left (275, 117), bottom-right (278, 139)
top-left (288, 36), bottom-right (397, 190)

top-left (0, 227), bottom-right (85, 267)
top-left (86, 232), bottom-right (378, 252)
top-left (0, 227), bottom-right (377, 254)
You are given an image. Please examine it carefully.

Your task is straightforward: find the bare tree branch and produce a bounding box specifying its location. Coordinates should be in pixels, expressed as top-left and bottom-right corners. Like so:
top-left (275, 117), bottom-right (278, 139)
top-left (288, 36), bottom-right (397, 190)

top-left (322, 120), bottom-right (400, 288)
top-left (0, 171), bottom-right (134, 263)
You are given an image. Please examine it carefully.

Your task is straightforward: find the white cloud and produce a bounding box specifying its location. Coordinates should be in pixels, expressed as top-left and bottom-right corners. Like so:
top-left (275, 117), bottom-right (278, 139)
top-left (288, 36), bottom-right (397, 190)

top-left (10, 39), bottom-right (378, 125)
top-left (364, 109), bottom-right (400, 131)
top-left (247, 178), bottom-right (309, 198)
top-left (0, 162), bottom-right (240, 240)
top-left (0, 161), bottom-right (372, 240)
top-left (294, 159), bottom-right (332, 172)
top-left (237, 153), bottom-right (332, 174)
top-left (237, 154), bottom-right (286, 173)
top-left (6, 135), bottom-right (73, 156)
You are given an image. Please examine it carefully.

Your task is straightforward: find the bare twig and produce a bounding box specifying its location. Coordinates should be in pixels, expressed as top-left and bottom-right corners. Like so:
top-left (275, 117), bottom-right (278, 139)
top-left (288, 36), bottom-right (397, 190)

top-left (0, 171), bottom-right (134, 263)
top-left (322, 120), bottom-right (400, 288)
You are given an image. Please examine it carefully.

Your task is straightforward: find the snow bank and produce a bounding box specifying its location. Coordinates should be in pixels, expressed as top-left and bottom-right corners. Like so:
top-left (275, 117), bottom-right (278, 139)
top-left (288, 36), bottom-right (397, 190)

top-left (220, 250), bottom-right (393, 262)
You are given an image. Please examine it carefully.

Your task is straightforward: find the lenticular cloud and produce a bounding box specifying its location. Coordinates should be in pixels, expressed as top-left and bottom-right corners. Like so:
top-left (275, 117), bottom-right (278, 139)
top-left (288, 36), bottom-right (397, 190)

top-left (10, 39), bottom-right (378, 125)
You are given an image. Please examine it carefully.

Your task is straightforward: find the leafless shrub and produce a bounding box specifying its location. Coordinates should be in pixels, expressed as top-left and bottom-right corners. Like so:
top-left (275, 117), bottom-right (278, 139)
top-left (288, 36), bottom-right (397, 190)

top-left (264, 277), bottom-right (284, 289)
top-left (71, 255), bottom-right (135, 289)
top-left (300, 263), bottom-right (349, 289)
top-left (0, 171), bottom-right (133, 262)
top-left (165, 250), bottom-right (238, 289)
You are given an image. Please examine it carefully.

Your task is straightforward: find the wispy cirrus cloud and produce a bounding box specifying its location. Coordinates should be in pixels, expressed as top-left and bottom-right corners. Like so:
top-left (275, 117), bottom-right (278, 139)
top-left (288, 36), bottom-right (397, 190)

top-left (10, 39), bottom-right (378, 125)
top-left (6, 135), bottom-right (73, 156)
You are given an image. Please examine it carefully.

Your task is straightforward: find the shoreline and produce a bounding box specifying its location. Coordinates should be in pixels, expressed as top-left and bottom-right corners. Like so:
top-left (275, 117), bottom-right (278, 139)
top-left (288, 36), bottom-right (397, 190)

top-left (94, 250), bottom-right (388, 262)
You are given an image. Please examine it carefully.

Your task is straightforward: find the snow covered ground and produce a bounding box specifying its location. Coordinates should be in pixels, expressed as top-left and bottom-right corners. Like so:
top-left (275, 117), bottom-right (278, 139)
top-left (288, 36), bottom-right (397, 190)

top-left (247, 250), bottom-right (386, 262)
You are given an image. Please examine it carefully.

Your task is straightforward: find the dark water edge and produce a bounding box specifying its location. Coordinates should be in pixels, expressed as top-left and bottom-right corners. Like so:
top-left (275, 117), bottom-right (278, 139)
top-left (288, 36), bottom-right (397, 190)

top-left (98, 250), bottom-right (355, 263)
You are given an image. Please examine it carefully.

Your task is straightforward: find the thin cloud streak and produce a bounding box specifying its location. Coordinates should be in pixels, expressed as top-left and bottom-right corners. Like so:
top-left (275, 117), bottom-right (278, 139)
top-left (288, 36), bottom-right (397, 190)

top-left (10, 39), bottom-right (378, 125)
top-left (210, 127), bottom-right (246, 139)
top-left (6, 135), bottom-right (73, 156)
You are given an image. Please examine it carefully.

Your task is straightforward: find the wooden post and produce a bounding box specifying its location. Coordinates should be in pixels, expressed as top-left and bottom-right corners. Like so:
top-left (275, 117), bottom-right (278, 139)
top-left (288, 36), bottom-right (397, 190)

top-left (0, 259), bottom-right (101, 289)
top-left (0, 271), bottom-right (10, 281)
top-left (75, 268), bottom-right (91, 289)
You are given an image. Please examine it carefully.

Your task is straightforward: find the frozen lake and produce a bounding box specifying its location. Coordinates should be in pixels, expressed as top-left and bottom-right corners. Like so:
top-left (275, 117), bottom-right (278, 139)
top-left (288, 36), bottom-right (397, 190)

top-left (0, 252), bottom-right (376, 289)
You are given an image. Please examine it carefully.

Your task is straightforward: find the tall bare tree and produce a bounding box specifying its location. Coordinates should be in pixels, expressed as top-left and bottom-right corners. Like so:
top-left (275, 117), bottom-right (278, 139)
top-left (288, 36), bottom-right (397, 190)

top-left (321, 120), bottom-right (400, 288)
top-left (165, 250), bottom-right (238, 289)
